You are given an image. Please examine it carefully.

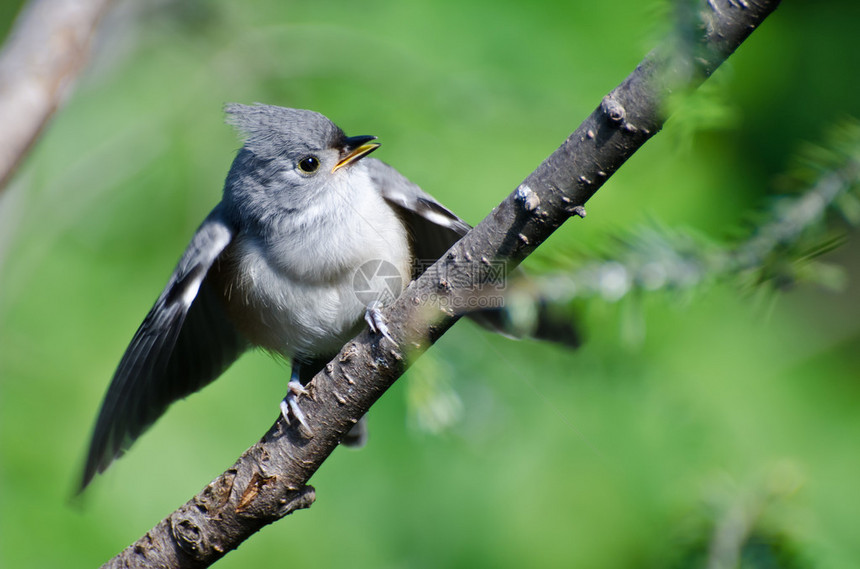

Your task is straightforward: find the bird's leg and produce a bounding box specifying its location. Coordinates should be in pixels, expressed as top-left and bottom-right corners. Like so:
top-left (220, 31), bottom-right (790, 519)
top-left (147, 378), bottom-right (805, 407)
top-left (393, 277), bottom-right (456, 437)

top-left (364, 300), bottom-right (394, 344)
top-left (280, 361), bottom-right (311, 434)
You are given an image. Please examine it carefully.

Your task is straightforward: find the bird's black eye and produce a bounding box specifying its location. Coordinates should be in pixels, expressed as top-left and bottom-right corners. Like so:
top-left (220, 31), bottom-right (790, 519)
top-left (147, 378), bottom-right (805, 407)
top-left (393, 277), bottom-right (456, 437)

top-left (297, 155), bottom-right (321, 174)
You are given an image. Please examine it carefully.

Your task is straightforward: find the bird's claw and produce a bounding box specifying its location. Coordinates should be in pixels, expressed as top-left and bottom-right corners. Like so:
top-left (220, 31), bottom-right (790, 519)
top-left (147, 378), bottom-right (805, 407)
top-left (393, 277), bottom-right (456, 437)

top-left (365, 302), bottom-right (394, 344)
top-left (280, 378), bottom-right (312, 436)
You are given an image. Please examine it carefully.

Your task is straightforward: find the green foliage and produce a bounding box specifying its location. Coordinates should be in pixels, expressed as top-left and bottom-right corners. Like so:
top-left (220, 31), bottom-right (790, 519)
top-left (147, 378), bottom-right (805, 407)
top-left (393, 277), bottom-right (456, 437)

top-left (1, 1), bottom-right (859, 568)
top-left (521, 119), bottom-right (860, 316)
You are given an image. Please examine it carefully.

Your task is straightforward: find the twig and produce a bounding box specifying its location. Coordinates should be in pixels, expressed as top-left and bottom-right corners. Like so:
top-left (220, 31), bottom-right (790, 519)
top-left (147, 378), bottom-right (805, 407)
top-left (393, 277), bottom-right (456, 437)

top-left (101, 1), bottom-right (782, 567)
top-left (0, 0), bottom-right (114, 191)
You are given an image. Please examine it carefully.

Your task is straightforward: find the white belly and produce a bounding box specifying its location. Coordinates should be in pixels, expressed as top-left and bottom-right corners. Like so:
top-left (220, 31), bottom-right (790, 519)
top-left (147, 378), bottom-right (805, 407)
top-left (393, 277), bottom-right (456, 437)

top-left (219, 193), bottom-right (411, 360)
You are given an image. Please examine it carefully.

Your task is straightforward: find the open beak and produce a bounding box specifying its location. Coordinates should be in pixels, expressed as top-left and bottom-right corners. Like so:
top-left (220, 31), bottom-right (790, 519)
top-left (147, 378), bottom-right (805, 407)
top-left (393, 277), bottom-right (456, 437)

top-left (332, 135), bottom-right (380, 172)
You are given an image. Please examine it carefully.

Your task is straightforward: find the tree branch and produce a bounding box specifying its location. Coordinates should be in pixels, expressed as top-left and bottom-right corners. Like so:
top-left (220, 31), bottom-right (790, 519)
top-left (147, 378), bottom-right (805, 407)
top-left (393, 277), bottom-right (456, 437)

top-left (0, 0), bottom-right (114, 192)
top-left (101, 1), bottom-right (781, 567)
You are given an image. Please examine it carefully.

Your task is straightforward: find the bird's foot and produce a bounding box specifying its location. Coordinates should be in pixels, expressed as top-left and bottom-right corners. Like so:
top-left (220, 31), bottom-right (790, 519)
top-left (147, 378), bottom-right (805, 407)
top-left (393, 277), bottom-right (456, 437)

top-left (280, 374), bottom-right (312, 436)
top-left (364, 301), bottom-right (394, 344)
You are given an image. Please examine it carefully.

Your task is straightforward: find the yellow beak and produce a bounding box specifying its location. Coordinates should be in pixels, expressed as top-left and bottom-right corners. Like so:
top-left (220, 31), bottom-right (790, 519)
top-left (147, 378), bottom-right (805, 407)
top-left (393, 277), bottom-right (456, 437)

top-left (332, 136), bottom-right (380, 172)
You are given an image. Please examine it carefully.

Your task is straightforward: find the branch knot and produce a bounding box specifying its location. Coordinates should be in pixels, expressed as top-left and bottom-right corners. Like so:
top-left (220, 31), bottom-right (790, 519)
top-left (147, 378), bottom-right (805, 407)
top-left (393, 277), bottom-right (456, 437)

top-left (601, 94), bottom-right (627, 125)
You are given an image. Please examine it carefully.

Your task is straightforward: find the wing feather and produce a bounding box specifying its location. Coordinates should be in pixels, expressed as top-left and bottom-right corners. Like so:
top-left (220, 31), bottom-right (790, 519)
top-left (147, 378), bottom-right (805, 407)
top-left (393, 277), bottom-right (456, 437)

top-left (81, 205), bottom-right (247, 490)
top-left (367, 158), bottom-right (470, 276)
top-left (369, 158), bottom-right (579, 347)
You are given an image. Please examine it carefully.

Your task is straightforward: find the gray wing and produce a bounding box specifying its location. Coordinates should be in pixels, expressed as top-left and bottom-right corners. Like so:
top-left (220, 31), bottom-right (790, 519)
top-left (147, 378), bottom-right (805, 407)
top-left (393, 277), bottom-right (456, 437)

top-left (369, 158), bottom-right (579, 348)
top-left (81, 204), bottom-right (247, 490)
top-left (367, 158), bottom-right (470, 276)
top-left (368, 158), bottom-right (507, 328)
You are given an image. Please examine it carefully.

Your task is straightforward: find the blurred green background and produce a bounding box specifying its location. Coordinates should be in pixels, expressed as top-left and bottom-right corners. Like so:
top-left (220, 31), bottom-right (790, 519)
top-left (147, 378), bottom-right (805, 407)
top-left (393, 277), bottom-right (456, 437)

top-left (1, 0), bottom-right (859, 567)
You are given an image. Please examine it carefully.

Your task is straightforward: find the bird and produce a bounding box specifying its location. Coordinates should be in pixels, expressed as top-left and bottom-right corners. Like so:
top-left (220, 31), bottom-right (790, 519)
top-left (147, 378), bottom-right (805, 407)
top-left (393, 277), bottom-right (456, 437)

top-left (80, 103), bottom-right (576, 491)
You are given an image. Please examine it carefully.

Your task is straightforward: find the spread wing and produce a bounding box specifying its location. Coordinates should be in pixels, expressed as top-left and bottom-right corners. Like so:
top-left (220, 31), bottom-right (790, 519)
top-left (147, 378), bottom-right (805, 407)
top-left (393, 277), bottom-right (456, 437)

top-left (369, 158), bottom-right (579, 348)
top-left (80, 204), bottom-right (247, 490)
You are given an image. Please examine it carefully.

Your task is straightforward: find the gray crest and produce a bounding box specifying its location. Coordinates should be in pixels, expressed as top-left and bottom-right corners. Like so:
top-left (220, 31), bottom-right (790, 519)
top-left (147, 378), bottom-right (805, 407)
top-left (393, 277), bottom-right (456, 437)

top-left (225, 103), bottom-right (346, 159)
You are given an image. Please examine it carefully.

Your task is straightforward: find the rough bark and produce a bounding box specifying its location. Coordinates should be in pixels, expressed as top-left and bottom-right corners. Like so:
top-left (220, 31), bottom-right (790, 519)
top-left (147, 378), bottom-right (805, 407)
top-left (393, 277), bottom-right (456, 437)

top-left (101, 1), bottom-right (781, 567)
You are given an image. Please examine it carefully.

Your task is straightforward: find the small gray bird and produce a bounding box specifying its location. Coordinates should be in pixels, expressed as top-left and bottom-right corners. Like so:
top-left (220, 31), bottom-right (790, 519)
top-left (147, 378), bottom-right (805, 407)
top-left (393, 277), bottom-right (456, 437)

top-left (81, 103), bottom-right (575, 491)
